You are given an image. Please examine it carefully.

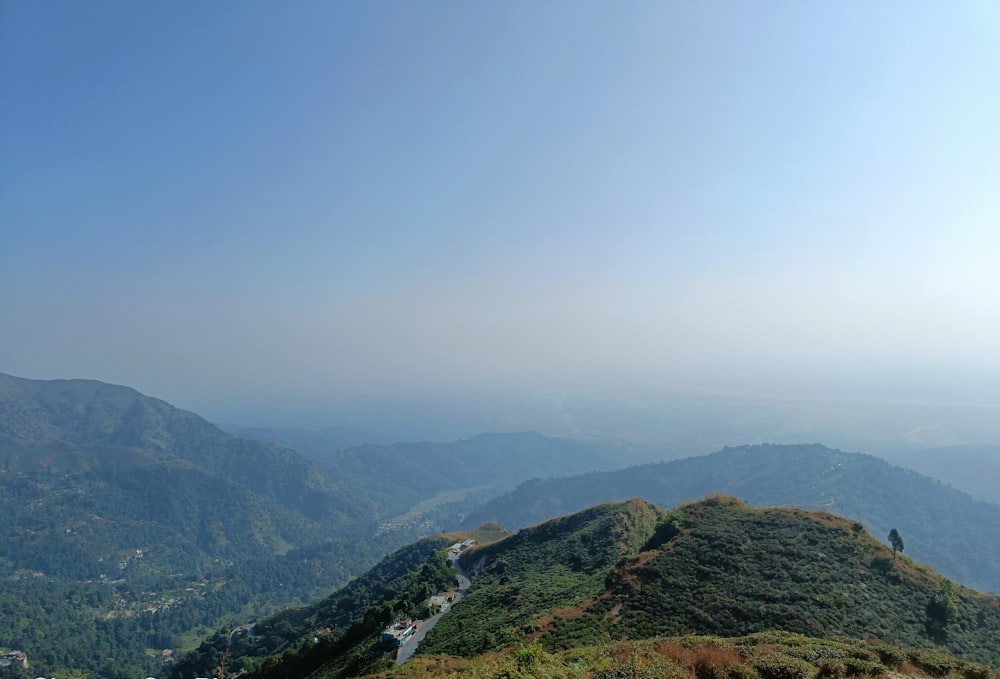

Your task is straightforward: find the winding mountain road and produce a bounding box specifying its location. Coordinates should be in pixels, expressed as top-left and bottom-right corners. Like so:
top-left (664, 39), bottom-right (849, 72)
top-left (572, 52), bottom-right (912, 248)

top-left (396, 552), bottom-right (471, 664)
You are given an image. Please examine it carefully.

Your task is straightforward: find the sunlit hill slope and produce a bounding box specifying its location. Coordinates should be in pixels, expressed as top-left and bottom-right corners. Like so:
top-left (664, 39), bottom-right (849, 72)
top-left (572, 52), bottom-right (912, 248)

top-left (179, 497), bottom-right (1000, 679)
top-left (465, 444), bottom-right (1000, 594)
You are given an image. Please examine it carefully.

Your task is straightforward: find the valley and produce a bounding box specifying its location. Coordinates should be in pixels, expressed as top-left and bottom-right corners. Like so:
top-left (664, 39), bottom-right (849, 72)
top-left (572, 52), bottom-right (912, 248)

top-left (176, 496), bottom-right (1000, 679)
top-left (2, 373), bottom-right (1000, 679)
top-left (6, 4), bottom-right (995, 678)
top-left (0, 374), bottom-right (613, 678)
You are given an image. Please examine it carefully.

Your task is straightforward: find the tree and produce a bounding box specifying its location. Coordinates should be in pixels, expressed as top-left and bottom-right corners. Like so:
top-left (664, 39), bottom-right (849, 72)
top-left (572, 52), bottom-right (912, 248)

top-left (888, 528), bottom-right (904, 560)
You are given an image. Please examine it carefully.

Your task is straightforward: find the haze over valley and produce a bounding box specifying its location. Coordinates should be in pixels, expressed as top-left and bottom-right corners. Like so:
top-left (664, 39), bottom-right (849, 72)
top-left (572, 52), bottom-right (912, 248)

top-left (1, 1), bottom-right (998, 678)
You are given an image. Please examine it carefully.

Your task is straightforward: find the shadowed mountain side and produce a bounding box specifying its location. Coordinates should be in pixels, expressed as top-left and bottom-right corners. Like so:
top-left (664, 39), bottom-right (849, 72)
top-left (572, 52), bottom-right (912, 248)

top-left (0, 372), bottom-right (377, 524)
top-left (462, 444), bottom-right (1000, 594)
top-left (0, 373), bottom-right (412, 677)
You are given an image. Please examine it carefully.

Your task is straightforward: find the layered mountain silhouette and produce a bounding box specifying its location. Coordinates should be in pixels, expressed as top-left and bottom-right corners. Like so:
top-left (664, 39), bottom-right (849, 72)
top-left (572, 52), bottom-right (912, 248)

top-left (5, 372), bottom-right (1000, 679)
top-left (0, 372), bottom-right (626, 678)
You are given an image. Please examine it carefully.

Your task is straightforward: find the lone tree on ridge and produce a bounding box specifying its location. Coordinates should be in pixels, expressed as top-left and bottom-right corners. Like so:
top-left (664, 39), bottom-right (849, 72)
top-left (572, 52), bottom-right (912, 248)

top-left (888, 528), bottom-right (904, 560)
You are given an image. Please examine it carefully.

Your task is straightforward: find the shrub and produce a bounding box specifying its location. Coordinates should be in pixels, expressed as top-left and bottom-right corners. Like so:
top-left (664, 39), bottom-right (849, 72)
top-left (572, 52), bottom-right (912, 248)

top-left (693, 646), bottom-right (742, 679)
top-left (842, 657), bottom-right (886, 677)
top-left (960, 662), bottom-right (994, 679)
top-left (866, 643), bottom-right (906, 669)
top-left (726, 663), bottom-right (761, 679)
top-left (512, 640), bottom-right (544, 669)
top-left (845, 648), bottom-right (878, 664)
top-left (593, 669), bottom-right (633, 679)
top-left (753, 652), bottom-right (815, 679)
top-left (908, 650), bottom-right (957, 677)
top-left (786, 643), bottom-right (845, 663)
top-left (816, 660), bottom-right (846, 679)
top-left (655, 640), bottom-right (693, 666)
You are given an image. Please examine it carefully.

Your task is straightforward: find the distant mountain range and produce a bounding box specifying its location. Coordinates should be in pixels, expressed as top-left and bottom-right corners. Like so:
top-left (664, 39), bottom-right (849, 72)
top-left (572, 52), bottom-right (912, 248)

top-left (226, 423), bottom-right (628, 527)
top-left (225, 423), bottom-right (395, 456)
top-left (0, 372), bottom-right (378, 575)
top-left (880, 444), bottom-right (1000, 505)
top-left (5, 371), bottom-right (1000, 679)
top-left (0, 372), bottom-right (625, 678)
top-left (310, 432), bottom-right (623, 520)
top-left (175, 497), bottom-right (1000, 679)
top-left (0, 372), bottom-right (395, 678)
top-left (0, 373), bottom-right (622, 577)
top-left (462, 443), bottom-right (1000, 595)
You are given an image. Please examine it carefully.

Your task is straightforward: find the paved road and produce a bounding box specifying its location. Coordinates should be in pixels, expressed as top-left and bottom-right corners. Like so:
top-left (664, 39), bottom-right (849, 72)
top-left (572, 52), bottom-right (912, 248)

top-left (396, 553), bottom-right (471, 664)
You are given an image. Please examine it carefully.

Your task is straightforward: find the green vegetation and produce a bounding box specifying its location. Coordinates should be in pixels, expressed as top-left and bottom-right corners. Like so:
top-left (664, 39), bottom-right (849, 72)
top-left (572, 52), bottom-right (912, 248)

top-left (0, 519), bottom-right (423, 678)
top-left (359, 633), bottom-right (1000, 679)
top-left (583, 498), bottom-right (1000, 666)
top-left (173, 537), bottom-right (459, 679)
top-left (464, 443), bottom-right (1000, 594)
top-left (0, 373), bottom-right (607, 678)
top-left (243, 496), bottom-right (1000, 678)
top-left (7, 376), bottom-right (1000, 679)
top-left (0, 442), bottom-right (404, 678)
top-left (418, 499), bottom-right (667, 658)
top-left (174, 522), bottom-right (518, 679)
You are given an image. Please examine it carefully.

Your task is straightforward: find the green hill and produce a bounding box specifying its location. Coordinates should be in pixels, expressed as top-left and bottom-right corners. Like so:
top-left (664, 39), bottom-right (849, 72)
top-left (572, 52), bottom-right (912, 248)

top-left (171, 524), bottom-right (513, 679)
top-left (463, 443), bottom-right (1000, 594)
top-left (0, 373), bottom-right (387, 583)
top-left (0, 372), bottom-right (378, 529)
top-left (0, 372), bottom-right (637, 678)
top-left (196, 498), bottom-right (1000, 679)
top-left (0, 374), bottom-right (416, 678)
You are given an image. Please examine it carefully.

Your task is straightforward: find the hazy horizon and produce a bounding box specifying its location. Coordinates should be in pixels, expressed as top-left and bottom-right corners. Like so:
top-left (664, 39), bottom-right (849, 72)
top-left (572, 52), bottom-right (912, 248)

top-left (2, 3), bottom-right (997, 435)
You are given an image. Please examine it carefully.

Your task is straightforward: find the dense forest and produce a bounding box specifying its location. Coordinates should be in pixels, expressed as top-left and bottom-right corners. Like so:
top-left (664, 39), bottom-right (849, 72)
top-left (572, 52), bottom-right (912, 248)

top-left (0, 527), bottom-right (429, 678)
top-left (6, 375), bottom-right (1000, 679)
top-left (0, 374), bottom-right (605, 677)
top-left (173, 536), bottom-right (459, 679)
top-left (174, 523), bottom-right (511, 679)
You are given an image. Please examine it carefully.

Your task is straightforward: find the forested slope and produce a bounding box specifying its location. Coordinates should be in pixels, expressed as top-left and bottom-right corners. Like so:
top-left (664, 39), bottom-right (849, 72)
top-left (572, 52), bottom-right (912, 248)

top-left (219, 498), bottom-right (1000, 679)
top-left (0, 372), bottom-right (638, 678)
top-left (173, 525), bottom-right (512, 679)
top-left (0, 374), bottom-right (417, 677)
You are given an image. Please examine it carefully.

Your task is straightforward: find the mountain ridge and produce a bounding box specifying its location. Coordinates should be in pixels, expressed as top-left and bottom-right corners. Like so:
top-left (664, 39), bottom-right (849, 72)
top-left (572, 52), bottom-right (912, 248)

top-left (183, 497), bottom-right (1000, 679)
top-left (0, 372), bottom-right (636, 678)
top-left (0, 373), bottom-right (395, 678)
top-left (463, 443), bottom-right (1000, 594)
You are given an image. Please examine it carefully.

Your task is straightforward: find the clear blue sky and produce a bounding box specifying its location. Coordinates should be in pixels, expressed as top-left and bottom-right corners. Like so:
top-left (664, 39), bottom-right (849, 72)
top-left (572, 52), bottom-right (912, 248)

top-left (2, 2), bottom-right (998, 422)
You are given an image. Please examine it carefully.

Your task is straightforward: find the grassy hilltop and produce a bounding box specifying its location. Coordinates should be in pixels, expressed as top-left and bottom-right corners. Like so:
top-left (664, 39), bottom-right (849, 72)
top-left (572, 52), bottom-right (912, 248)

top-left (182, 497), bottom-right (1000, 679)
